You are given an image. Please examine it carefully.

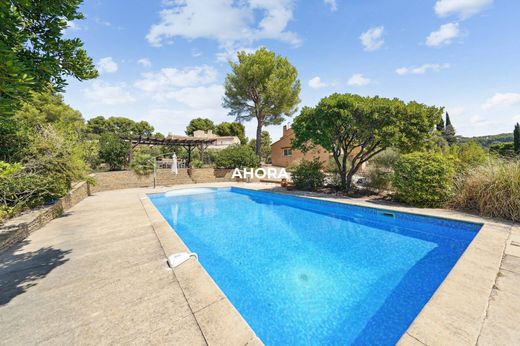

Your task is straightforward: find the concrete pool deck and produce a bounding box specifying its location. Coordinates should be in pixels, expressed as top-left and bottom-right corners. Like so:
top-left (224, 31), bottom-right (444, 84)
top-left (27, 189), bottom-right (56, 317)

top-left (0, 182), bottom-right (518, 345)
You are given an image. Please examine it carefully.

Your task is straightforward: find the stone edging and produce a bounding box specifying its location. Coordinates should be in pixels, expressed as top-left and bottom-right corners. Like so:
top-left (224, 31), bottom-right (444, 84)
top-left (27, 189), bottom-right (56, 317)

top-left (0, 181), bottom-right (90, 252)
top-left (139, 191), bottom-right (263, 346)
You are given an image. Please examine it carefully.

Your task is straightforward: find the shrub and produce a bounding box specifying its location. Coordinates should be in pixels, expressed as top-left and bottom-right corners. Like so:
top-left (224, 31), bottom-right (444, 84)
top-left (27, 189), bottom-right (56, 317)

top-left (190, 159), bottom-right (204, 168)
top-left (0, 127), bottom-right (87, 218)
top-left (451, 160), bottom-right (520, 221)
top-left (451, 141), bottom-right (490, 173)
top-left (489, 142), bottom-right (515, 158)
top-left (214, 145), bottom-right (260, 169)
top-left (130, 153), bottom-right (154, 176)
top-left (99, 133), bottom-right (131, 170)
top-left (393, 152), bottom-right (455, 207)
top-left (291, 159), bottom-right (325, 191)
top-left (365, 149), bottom-right (400, 192)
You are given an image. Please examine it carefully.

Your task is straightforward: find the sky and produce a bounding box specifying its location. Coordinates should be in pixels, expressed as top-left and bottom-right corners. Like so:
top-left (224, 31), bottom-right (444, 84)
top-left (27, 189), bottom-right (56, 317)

top-left (63, 0), bottom-right (520, 141)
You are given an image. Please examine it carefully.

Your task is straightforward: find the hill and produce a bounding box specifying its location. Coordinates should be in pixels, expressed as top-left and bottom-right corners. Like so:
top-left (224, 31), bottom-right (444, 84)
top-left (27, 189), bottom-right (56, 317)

top-left (456, 133), bottom-right (513, 147)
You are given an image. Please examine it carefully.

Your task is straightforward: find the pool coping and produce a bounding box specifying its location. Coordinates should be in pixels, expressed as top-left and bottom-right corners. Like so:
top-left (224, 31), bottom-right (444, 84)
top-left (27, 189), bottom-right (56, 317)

top-left (139, 182), bottom-right (513, 345)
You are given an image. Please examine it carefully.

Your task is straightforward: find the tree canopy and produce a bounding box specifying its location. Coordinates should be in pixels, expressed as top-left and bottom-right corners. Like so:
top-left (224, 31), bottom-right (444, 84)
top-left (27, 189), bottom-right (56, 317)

top-left (0, 0), bottom-right (98, 115)
top-left (292, 93), bottom-right (442, 192)
top-left (86, 116), bottom-right (154, 138)
top-left (223, 48), bottom-right (300, 155)
top-left (185, 117), bottom-right (215, 136)
top-left (215, 122), bottom-right (247, 144)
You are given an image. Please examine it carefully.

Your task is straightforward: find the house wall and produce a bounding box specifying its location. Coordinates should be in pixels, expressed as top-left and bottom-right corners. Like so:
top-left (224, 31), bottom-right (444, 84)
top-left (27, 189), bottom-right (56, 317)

top-left (271, 126), bottom-right (330, 167)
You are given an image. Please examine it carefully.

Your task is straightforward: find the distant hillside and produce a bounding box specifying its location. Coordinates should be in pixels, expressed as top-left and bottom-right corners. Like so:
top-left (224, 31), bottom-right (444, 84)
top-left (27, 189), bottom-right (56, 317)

top-left (457, 133), bottom-right (513, 147)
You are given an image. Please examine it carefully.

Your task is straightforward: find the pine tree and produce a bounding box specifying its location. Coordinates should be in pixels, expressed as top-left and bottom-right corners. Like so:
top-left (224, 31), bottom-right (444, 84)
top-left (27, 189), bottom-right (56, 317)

top-left (514, 122), bottom-right (520, 154)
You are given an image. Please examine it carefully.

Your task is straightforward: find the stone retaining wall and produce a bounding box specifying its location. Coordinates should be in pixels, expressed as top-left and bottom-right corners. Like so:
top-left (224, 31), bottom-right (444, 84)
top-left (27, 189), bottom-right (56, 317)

top-left (188, 168), bottom-right (234, 183)
top-left (90, 168), bottom-right (235, 192)
top-left (0, 181), bottom-right (90, 251)
top-left (89, 168), bottom-right (194, 193)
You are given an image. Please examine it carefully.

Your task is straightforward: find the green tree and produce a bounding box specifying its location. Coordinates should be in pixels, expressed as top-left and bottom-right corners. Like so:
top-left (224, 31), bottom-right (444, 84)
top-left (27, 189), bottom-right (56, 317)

top-left (292, 93), bottom-right (441, 192)
top-left (86, 116), bottom-right (107, 135)
top-left (514, 123), bottom-right (520, 154)
top-left (98, 133), bottom-right (131, 170)
top-left (223, 48), bottom-right (300, 155)
top-left (215, 122), bottom-right (247, 144)
top-left (185, 118), bottom-right (215, 136)
top-left (15, 91), bottom-right (84, 130)
top-left (0, 0), bottom-right (98, 115)
top-left (248, 131), bottom-right (272, 163)
top-left (445, 112), bottom-right (452, 127)
top-left (86, 116), bottom-right (154, 138)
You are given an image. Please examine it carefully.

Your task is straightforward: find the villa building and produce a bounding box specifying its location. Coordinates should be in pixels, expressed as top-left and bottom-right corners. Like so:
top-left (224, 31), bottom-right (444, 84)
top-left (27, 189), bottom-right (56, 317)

top-left (192, 130), bottom-right (241, 150)
top-left (271, 125), bottom-right (330, 167)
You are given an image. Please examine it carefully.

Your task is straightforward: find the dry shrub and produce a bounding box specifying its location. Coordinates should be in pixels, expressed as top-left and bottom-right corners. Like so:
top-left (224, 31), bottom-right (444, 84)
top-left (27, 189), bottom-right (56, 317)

top-left (451, 160), bottom-right (520, 221)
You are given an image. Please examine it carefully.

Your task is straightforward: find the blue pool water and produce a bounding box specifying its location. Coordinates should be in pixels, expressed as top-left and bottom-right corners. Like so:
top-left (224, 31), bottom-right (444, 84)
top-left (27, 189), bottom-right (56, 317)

top-left (148, 187), bottom-right (481, 345)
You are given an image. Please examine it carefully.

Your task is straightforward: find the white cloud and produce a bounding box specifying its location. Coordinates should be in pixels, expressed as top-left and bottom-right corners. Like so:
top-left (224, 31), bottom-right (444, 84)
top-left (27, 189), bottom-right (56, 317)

top-left (323, 0), bottom-right (337, 11)
top-left (84, 81), bottom-right (135, 105)
top-left (483, 92), bottom-right (520, 109)
top-left (347, 73), bottom-right (371, 86)
top-left (165, 85), bottom-right (224, 109)
top-left (216, 46), bottom-right (261, 63)
top-left (137, 58), bottom-right (152, 67)
top-left (448, 106), bottom-right (466, 116)
top-left (426, 22), bottom-right (460, 47)
top-left (146, 0), bottom-right (300, 50)
top-left (434, 0), bottom-right (493, 19)
top-left (134, 65), bottom-right (218, 96)
top-left (97, 57), bottom-right (118, 73)
top-left (308, 76), bottom-right (328, 89)
top-left (396, 63), bottom-right (451, 75)
top-left (360, 26), bottom-right (384, 52)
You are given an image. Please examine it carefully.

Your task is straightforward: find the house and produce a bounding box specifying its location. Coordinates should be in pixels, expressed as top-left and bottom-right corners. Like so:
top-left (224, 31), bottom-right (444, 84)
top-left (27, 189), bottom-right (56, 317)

top-left (271, 125), bottom-right (330, 167)
top-left (191, 130), bottom-right (241, 150)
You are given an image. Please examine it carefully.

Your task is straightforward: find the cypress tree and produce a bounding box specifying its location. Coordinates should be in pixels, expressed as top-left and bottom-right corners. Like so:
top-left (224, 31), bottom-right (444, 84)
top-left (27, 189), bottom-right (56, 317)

top-left (445, 112), bottom-right (452, 127)
top-left (443, 113), bottom-right (456, 146)
top-left (514, 122), bottom-right (520, 154)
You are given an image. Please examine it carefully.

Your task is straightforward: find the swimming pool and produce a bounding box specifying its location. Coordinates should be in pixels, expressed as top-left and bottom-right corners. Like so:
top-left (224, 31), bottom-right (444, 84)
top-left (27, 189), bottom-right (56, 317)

top-left (148, 187), bottom-right (481, 345)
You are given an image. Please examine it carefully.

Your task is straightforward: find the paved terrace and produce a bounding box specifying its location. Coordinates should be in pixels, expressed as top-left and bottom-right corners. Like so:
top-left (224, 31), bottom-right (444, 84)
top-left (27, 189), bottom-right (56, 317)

top-left (0, 183), bottom-right (519, 345)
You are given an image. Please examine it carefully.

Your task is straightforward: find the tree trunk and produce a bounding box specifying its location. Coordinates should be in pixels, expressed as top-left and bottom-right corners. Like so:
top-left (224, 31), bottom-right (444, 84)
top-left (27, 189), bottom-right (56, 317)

top-left (255, 119), bottom-right (263, 156)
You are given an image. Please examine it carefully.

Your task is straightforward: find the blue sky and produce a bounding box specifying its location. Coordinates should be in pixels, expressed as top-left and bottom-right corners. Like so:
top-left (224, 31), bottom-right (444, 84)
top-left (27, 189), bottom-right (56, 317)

top-left (63, 0), bottom-right (520, 140)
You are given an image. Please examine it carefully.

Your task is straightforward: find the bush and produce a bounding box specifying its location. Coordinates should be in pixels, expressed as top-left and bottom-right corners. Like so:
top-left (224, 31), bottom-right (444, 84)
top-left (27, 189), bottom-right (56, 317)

top-left (99, 133), bottom-right (131, 170)
top-left (214, 145), bottom-right (260, 169)
top-left (451, 160), bottom-right (520, 221)
top-left (0, 126), bottom-right (87, 219)
top-left (130, 153), bottom-right (154, 176)
top-left (291, 159), bottom-right (326, 191)
top-left (190, 159), bottom-right (204, 168)
top-left (451, 141), bottom-right (490, 173)
top-left (393, 152), bottom-right (455, 207)
top-left (365, 149), bottom-right (400, 192)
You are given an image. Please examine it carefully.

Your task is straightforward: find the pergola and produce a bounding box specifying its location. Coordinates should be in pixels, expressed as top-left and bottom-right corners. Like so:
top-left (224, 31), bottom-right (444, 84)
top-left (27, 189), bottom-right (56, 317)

top-left (130, 135), bottom-right (216, 167)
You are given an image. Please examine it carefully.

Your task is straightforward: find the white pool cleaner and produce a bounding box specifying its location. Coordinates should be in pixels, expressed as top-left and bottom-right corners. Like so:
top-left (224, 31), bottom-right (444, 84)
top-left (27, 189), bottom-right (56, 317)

top-left (167, 252), bottom-right (198, 268)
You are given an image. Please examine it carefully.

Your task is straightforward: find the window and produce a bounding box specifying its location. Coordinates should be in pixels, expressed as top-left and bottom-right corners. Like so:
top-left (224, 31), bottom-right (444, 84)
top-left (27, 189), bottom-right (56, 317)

top-left (283, 148), bottom-right (292, 157)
